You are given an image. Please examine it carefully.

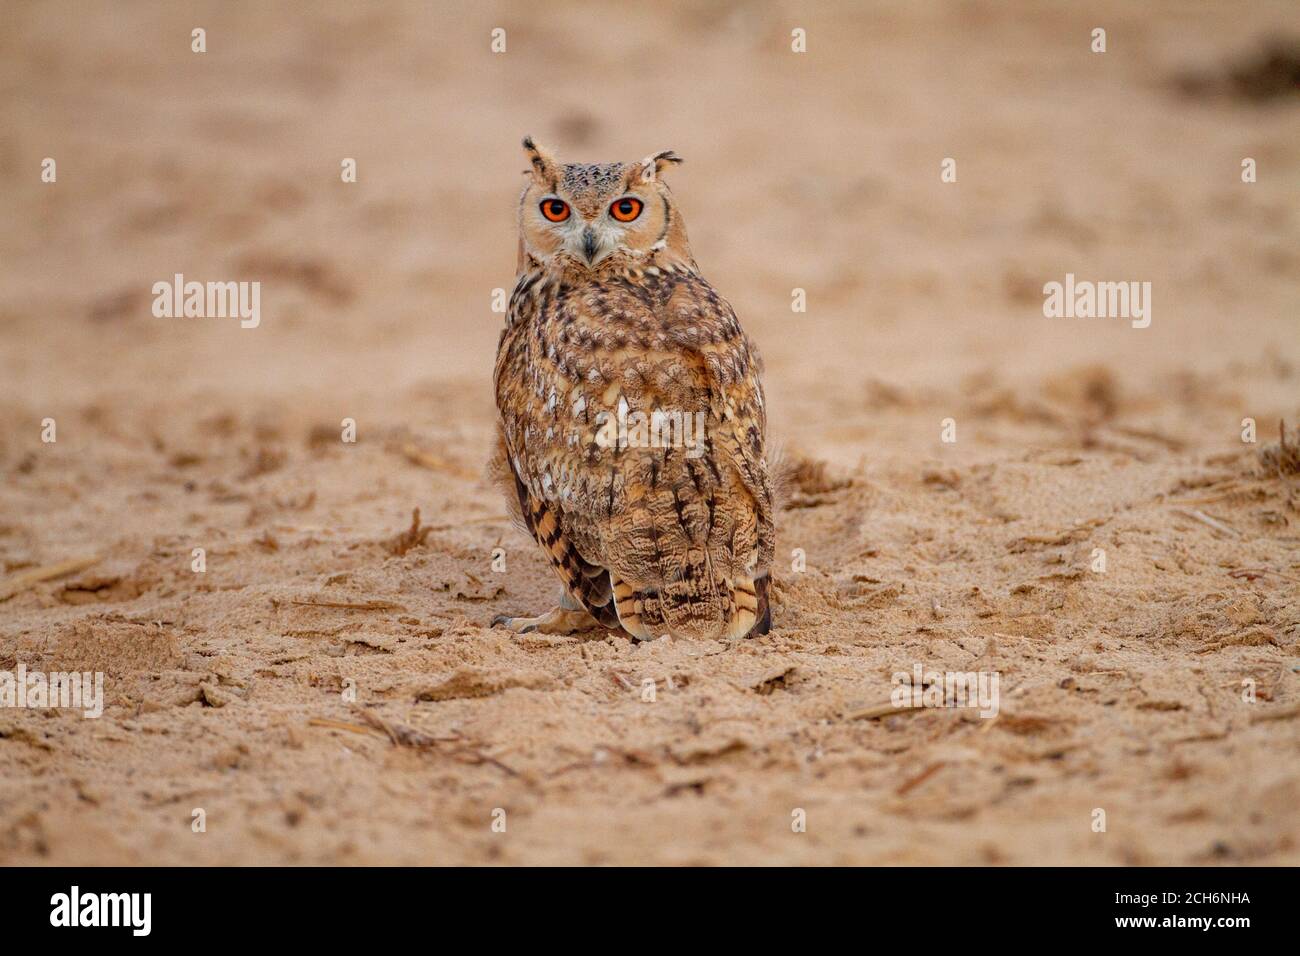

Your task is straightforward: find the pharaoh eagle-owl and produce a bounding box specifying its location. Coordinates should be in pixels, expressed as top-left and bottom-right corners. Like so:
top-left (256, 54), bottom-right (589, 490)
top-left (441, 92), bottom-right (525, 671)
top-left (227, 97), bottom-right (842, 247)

top-left (491, 137), bottom-right (774, 641)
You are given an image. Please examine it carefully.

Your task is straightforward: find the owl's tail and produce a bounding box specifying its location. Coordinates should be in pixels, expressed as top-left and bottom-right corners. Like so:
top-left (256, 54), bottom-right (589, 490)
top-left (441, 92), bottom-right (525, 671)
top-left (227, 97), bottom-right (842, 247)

top-left (611, 571), bottom-right (770, 641)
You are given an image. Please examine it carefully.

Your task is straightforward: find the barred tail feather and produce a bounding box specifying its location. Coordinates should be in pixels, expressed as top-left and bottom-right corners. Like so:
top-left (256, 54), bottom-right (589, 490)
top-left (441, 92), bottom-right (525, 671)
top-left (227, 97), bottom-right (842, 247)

top-left (612, 572), bottom-right (770, 641)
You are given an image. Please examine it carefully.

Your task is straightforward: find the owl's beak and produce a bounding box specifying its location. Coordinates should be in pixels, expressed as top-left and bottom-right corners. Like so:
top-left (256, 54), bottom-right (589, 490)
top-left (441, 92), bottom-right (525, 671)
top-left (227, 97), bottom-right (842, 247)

top-left (581, 227), bottom-right (599, 264)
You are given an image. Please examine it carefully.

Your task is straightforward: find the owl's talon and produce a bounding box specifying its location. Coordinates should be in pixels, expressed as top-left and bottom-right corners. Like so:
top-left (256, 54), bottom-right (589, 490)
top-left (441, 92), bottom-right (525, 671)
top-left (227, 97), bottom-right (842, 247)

top-left (492, 606), bottom-right (601, 636)
top-left (491, 614), bottom-right (538, 633)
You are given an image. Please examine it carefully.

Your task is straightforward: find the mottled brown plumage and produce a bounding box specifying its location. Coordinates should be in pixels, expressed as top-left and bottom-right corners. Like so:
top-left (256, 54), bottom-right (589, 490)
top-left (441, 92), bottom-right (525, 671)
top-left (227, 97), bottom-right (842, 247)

top-left (492, 137), bottom-right (774, 640)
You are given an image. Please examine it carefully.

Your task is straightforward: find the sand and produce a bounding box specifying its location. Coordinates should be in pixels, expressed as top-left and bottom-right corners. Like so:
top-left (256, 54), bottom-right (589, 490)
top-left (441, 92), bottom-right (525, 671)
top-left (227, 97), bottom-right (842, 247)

top-left (1, 0), bottom-right (1297, 865)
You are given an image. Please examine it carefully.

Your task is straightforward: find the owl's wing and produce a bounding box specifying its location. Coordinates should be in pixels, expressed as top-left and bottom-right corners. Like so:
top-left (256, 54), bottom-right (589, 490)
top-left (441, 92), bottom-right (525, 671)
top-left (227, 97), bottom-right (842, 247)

top-left (613, 271), bottom-right (774, 639)
top-left (493, 300), bottom-right (622, 628)
top-left (501, 435), bottom-right (621, 628)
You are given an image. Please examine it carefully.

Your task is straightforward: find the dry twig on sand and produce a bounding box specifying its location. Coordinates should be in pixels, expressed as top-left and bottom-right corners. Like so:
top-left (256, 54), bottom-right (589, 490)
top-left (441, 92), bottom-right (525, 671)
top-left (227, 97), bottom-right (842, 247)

top-left (1251, 702), bottom-right (1300, 724)
top-left (1172, 507), bottom-right (1240, 538)
top-left (385, 508), bottom-right (432, 556)
top-left (1228, 567), bottom-right (1300, 585)
top-left (0, 555), bottom-right (101, 602)
top-left (843, 697), bottom-right (925, 721)
top-left (284, 598), bottom-right (406, 611)
top-left (382, 502), bottom-right (503, 539)
top-left (607, 669), bottom-right (635, 691)
top-left (896, 761), bottom-right (947, 796)
top-left (396, 442), bottom-right (479, 480)
top-left (306, 717), bottom-right (382, 738)
top-left (309, 710), bottom-right (518, 776)
top-left (355, 709), bottom-right (460, 747)
top-left (1169, 479), bottom-right (1271, 506)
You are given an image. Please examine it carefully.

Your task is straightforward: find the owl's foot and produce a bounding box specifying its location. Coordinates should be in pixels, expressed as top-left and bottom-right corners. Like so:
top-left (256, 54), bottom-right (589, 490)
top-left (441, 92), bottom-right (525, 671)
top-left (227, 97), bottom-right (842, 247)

top-left (491, 605), bottom-right (601, 636)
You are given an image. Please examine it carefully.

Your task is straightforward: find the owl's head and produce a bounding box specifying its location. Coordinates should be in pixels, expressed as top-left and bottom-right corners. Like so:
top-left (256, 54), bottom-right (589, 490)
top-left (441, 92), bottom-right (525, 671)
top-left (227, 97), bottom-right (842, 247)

top-left (516, 136), bottom-right (692, 271)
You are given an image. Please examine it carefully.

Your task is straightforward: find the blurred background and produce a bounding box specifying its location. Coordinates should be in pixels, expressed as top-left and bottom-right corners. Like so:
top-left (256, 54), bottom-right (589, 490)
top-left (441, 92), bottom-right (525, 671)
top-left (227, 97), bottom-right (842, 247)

top-left (0, 0), bottom-right (1297, 866)
top-left (2, 0), bottom-right (1296, 454)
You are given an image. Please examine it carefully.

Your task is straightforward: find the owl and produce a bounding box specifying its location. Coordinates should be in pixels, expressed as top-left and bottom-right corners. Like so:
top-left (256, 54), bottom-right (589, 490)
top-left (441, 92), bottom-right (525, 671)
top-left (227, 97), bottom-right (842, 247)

top-left (491, 137), bottom-right (774, 641)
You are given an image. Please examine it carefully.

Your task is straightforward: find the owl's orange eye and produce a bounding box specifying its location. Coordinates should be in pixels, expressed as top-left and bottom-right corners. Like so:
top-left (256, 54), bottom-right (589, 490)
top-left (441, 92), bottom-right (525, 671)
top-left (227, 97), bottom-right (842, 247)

top-left (540, 199), bottom-right (570, 222)
top-left (610, 197), bottom-right (643, 222)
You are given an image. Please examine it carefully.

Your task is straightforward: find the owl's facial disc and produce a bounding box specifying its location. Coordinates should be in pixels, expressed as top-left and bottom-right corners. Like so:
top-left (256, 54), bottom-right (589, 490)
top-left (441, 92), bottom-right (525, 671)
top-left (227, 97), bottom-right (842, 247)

top-left (536, 194), bottom-right (632, 268)
top-left (519, 143), bottom-right (685, 271)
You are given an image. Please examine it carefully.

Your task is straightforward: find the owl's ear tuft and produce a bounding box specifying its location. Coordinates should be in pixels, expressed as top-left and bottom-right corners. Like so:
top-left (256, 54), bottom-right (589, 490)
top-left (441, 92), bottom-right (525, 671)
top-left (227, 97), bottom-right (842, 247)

top-left (522, 136), bottom-right (559, 186)
top-left (635, 149), bottom-right (683, 184)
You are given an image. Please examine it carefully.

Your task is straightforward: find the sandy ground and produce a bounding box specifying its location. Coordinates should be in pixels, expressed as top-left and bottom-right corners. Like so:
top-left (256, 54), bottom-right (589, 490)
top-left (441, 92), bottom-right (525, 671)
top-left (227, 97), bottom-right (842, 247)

top-left (1, 0), bottom-right (1298, 865)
